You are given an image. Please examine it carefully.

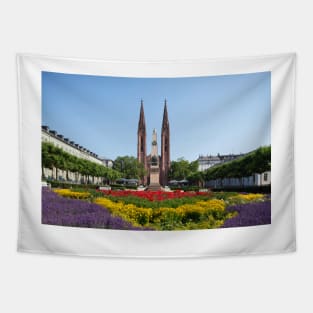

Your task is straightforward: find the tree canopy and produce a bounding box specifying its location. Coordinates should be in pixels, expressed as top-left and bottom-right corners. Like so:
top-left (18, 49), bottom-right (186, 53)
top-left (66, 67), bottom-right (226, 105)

top-left (42, 142), bottom-right (121, 181)
top-left (204, 146), bottom-right (271, 181)
top-left (169, 158), bottom-right (200, 181)
top-left (113, 156), bottom-right (147, 179)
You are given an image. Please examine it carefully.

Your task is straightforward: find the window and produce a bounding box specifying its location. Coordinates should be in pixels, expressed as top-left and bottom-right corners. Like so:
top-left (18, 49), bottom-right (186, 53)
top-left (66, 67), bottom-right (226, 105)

top-left (264, 173), bottom-right (268, 181)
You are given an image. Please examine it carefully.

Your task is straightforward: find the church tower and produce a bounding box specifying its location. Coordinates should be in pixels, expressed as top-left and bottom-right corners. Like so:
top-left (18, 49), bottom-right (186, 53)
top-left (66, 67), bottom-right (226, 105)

top-left (160, 99), bottom-right (170, 186)
top-left (137, 100), bottom-right (147, 184)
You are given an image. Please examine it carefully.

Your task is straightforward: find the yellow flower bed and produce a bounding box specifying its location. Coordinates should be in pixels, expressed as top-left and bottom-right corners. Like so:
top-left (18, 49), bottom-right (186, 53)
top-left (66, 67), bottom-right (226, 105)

top-left (94, 197), bottom-right (227, 229)
top-left (54, 189), bottom-right (91, 200)
top-left (153, 199), bottom-right (225, 218)
top-left (229, 193), bottom-right (264, 202)
top-left (95, 197), bottom-right (153, 226)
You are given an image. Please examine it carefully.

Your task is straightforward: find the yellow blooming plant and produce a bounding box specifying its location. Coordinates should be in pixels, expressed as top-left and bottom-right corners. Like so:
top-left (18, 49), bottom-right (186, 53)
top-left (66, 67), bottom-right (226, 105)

top-left (94, 197), bottom-right (153, 227)
top-left (152, 199), bottom-right (229, 229)
top-left (54, 189), bottom-right (244, 230)
top-left (54, 189), bottom-right (91, 200)
top-left (227, 193), bottom-right (264, 204)
top-left (94, 197), bottom-right (233, 230)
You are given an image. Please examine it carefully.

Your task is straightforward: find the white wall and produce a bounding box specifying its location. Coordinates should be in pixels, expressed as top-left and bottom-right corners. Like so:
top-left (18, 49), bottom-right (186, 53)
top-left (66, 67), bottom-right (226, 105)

top-left (206, 172), bottom-right (271, 187)
top-left (0, 1), bottom-right (311, 313)
top-left (42, 131), bottom-right (103, 165)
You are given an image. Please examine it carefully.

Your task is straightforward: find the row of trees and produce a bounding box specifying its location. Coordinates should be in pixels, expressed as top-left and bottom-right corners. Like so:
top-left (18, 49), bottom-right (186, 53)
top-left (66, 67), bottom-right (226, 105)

top-left (42, 143), bottom-right (147, 184)
top-left (42, 142), bottom-right (122, 184)
top-left (42, 141), bottom-right (270, 186)
top-left (203, 146), bottom-right (271, 181)
top-left (168, 146), bottom-right (271, 186)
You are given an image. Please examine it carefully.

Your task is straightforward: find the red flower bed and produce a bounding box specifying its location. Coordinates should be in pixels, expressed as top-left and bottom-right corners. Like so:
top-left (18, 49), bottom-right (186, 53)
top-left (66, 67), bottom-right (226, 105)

top-left (97, 189), bottom-right (209, 201)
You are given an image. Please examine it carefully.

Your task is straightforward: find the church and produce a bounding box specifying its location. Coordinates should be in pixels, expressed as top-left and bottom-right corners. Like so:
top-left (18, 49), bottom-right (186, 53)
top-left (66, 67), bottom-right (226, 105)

top-left (137, 99), bottom-right (170, 189)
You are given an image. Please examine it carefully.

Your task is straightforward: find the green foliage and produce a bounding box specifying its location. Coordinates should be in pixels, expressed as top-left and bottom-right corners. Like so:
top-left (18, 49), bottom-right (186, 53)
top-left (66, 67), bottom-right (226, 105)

top-left (170, 186), bottom-right (201, 192)
top-left (47, 181), bottom-right (101, 189)
top-left (110, 184), bottom-right (137, 190)
top-left (158, 211), bottom-right (183, 230)
top-left (42, 142), bottom-right (121, 182)
top-left (113, 156), bottom-right (147, 179)
top-left (187, 171), bottom-right (204, 185)
top-left (204, 146), bottom-right (271, 180)
top-left (189, 160), bottom-right (199, 173)
top-left (97, 194), bottom-right (213, 209)
top-left (168, 158), bottom-right (204, 187)
top-left (169, 158), bottom-right (191, 180)
top-left (169, 158), bottom-right (200, 180)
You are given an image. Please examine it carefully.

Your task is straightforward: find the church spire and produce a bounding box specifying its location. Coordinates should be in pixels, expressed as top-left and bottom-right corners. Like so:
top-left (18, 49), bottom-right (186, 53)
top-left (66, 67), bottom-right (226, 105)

top-left (138, 99), bottom-right (146, 129)
top-left (137, 100), bottom-right (147, 185)
top-left (161, 99), bottom-right (170, 186)
top-left (162, 99), bottom-right (169, 129)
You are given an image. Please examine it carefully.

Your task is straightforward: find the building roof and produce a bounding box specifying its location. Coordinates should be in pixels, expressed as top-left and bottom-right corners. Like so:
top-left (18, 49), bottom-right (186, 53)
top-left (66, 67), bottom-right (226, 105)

top-left (41, 125), bottom-right (102, 161)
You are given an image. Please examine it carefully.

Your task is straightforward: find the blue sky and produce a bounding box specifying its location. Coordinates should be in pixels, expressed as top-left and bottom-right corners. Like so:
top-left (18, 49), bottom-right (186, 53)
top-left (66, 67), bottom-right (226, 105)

top-left (42, 71), bottom-right (271, 161)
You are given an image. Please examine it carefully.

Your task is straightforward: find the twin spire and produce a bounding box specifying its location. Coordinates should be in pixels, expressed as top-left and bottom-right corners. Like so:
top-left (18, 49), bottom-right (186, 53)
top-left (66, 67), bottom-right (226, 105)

top-left (137, 99), bottom-right (170, 186)
top-left (138, 99), bottom-right (169, 131)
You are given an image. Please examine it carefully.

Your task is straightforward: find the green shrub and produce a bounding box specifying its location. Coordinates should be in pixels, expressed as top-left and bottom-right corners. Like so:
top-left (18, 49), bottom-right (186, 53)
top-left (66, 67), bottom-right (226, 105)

top-left (47, 180), bottom-right (101, 189)
top-left (211, 186), bottom-right (271, 193)
top-left (170, 186), bottom-right (200, 192)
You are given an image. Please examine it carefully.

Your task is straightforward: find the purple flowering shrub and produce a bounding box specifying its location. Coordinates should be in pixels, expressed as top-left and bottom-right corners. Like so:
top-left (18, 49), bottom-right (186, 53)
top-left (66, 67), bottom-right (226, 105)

top-left (42, 187), bottom-right (271, 231)
top-left (42, 188), bottom-right (148, 230)
top-left (222, 200), bottom-right (271, 228)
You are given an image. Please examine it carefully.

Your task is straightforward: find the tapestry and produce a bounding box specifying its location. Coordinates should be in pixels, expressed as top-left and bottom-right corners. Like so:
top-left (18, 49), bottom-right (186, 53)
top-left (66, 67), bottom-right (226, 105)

top-left (17, 53), bottom-right (296, 257)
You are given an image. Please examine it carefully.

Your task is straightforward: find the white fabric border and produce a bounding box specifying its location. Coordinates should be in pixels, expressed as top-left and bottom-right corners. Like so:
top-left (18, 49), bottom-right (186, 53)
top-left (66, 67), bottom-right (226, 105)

top-left (17, 53), bottom-right (296, 258)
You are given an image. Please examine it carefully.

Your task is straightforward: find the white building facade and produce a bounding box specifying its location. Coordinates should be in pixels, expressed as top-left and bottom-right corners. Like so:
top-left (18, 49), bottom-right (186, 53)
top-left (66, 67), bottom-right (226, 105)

top-left (42, 126), bottom-right (113, 184)
top-left (205, 171), bottom-right (271, 189)
top-left (197, 153), bottom-right (246, 172)
top-left (42, 126), bottom-right (104, 165)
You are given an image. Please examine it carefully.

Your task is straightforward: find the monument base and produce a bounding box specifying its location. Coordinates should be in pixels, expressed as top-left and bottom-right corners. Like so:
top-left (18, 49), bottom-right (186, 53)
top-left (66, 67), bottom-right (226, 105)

top-left (147, 183), bottom-right (161, 191)
top-left (148, 166), bottom-right (161, 190)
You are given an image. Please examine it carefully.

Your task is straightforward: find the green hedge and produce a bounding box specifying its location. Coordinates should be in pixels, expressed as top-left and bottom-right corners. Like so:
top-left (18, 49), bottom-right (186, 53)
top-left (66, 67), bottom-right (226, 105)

top-left (170, 186), bottom-right (201, 192)
top-left (110, 184), bottom-right (137, 190)
top-left (211, 185), bottom-right (271, 193)
top-left (46, 181), bottom-right (139, 190)
top-left (46, 180), bottom-right (101, 189)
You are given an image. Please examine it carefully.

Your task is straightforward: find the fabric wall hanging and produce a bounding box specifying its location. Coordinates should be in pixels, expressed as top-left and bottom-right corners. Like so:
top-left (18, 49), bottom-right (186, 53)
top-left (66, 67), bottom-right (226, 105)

top-left (17, 53), bottom-right (296, 257)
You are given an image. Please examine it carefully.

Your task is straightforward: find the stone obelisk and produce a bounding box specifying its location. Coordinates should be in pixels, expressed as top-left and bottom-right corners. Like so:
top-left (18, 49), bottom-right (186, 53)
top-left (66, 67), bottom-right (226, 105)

top-left (148, 129), bottom-right (161, 190)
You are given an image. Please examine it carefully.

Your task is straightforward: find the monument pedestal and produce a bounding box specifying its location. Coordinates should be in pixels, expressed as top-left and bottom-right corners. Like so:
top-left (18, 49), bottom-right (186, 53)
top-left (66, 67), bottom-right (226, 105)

top-left (148, 184), bottom-right (161, 191)
top-left (148, 166), bottom-right (161, 190)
